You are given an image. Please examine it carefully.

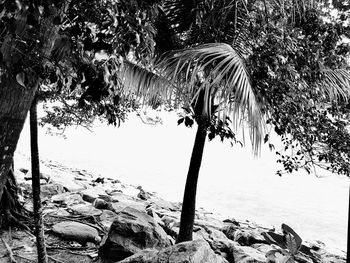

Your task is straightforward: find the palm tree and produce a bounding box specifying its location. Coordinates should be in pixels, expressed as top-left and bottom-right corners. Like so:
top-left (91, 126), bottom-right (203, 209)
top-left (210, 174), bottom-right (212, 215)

top-left (119, 0), bottom-right (350, 244)
top-left (158, 43), bottom-right (264, 242)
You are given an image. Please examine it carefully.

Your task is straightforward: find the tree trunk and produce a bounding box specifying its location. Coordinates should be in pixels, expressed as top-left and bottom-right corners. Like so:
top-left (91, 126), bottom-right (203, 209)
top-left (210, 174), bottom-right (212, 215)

top-left (0, 161), bottom-right (24, 228)
top-left (0, 78), bottom-right (37, 201)
top-left (0, 1), bottom-right (71, 203)
top-left (176, 122), bottom-right (207, 243)
top-left (30, 98), bottom-right (48, 263)
top-left (347, 186), bottom-right (349, 262)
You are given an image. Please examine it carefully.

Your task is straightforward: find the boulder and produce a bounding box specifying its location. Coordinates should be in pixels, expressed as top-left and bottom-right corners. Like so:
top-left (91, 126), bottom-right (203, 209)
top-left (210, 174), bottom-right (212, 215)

top-left (317, 254), bottom-right (346, 263)
top-left (312, 248), bottom-right (346, 263)
top-left (98, 210), bottom-right (118, 231)
top-left (210, 239), bottom-right (237, 261)
top-left (110, 192), bottom-right (147, 212)
top-left (69, 203), bottom-right (103, 217)
top-left (223, 224), bottom-right (266, 246)
top-left (52, 221), bottom-right (101, 245)
top-left (193, 226), bottom-right (228, 243)
top-left (81, 187), bottom-right (107, 203)
top-left (93, 198), bottom-right (110, 209)
top-left (99, 206), bottom-right (171, 261)
top-left (222, 224), bottom-right (239, 240)
top-left (137, 187), bottom-right (151, 200)
top-left (41, 183), bottom-right (65, 199)
top-left (251, 243), bottom-right (274, 255)
top-left (146, 207), bottom-right (164, 227)
top-left (195, 217), bottom-right (226, 231)
top-left (147, 197), bottom-right (182, 212)
top-left (118, 239), bottom-right (228, 263)
top-left (46, 207), bottom-right (71, 217)
top-left (51, 192), bottom-right (83, 206)
top-left (230, 244), bottom-right (266, 263)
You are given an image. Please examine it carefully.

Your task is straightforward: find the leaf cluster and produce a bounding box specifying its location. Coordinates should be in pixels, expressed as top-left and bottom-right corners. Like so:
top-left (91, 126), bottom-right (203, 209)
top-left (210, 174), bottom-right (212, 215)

top-left (247, 6), bottom-right (350, 176)
top-left (36, 0), bottom-right (161, 129)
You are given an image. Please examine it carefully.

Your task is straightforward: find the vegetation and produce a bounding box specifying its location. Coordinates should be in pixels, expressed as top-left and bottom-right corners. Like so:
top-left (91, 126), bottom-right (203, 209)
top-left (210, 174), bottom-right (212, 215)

top-left (0, 0), bottom-right (349, 261)
top-left (264, 224), bottom-right (305, 263)
top-left (153, 0), bottom-right (350, 243)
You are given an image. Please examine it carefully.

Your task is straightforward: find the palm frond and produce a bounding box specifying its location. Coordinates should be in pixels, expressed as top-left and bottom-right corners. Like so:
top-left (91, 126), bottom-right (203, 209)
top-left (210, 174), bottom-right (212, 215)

top-left (119, 60), bottom-right (179, 108)
top-left (158, 43), bottom-right (265, 153)
top-left (162, 0), bottom-right (198, 35)
top-left (320, 69), bottom-right (350, 101)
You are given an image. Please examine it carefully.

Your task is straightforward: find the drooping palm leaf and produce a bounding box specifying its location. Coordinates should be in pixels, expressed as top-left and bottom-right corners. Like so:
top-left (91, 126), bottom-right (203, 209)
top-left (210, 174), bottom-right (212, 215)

top-left (320, 69), bottom-right (350, 101)
top-left (118, 59), bottom-right (181, 108)
top-left (158, 43), bottom-right (264, 153)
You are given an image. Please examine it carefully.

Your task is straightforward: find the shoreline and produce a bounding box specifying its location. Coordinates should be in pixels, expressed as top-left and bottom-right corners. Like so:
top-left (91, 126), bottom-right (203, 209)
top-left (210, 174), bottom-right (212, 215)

top-left (6, 152), bottom-right (346, 262)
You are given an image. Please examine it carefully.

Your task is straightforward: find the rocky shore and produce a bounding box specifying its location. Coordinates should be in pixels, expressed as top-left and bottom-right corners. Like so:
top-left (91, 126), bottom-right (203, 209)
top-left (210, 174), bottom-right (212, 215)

top-left (0, 156), bottom-right (346, 263)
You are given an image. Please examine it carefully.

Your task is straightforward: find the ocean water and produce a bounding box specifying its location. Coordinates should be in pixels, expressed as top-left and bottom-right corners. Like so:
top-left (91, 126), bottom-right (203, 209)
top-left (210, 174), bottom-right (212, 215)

top-left (15, 110), bottom-right (348, 255)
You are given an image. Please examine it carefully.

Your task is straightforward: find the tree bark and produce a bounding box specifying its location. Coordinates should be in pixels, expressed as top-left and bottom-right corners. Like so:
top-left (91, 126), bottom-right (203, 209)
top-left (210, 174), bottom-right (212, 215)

top-left (0, 1), bottom-right (71, 202)
top-left (0, 78), bottom-right (36, 200)
top-left (347, 186), bottom-right (349, 262)
top-left (176, 122), bottom-right (207, 243)
top-left (30, 98), bottom-right (48, 263)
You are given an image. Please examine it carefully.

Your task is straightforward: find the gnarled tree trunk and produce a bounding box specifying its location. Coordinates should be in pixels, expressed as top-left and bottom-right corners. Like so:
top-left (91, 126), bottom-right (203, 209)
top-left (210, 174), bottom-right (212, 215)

top-left (0, 78), bottom-right (38, 200)
top-left (0, 1), bottom-right (71, 204)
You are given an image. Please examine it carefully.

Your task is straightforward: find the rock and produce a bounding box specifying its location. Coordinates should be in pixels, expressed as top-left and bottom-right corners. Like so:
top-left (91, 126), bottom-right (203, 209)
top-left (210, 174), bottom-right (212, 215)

top-left (52, 221), bottom-right (101, 245)
top-left (205, 227), bottom-right (228, 241)
top-left (19, 168), bottom-right (29, 174)
top-left (117, 185), bottom-right (140, 197)
top-left (97, 195), bottom-right (113, 202)
top-left (99, 206), bottom-right (171, 261)
top-left (222, 223), bottom-right (239, 240)
top-left (234, 228), bottom-right (266, 246)
top-left (81, 187), bottom-right (107, 203)
top-left (98, 210), bottom-right (117, 231)
top-left (118, 239), bottom-right (228, 263)
top-left (56, 178), bottom-right (86, 192)
top-left (40, 179), bottom-right (48, 185)
top-left (93, 198), bottom-right (109, 209)
top-left (137, 188), bottom-right (151, 200)
top-left (193, 226), bottom-right (228, 242)
top-left (223, 218), bottom-right (241, 226)
top-left (41, 183), bottom-right (65, 199)
top-left (223, 224), bottom-right (266, 246)
top-left (312, 248), bottom-right (346, 263)
top-left (317, 254), bottom-right (346, 263)
top-left (146, 207), bottom-right (164, 227)
top-left (111, 201), bottom-right (146, 214)
top-left (230, 244), bottom-right (266, 263)
top-left (195, 217), bottom-right (226, 231)
top-left (148, 197), bottom-right (181, 212)
top-left (251, 243), bottom-right (273, 255)
top-left (46, 207), bottom-right (71, 217)
top-left (51, 193), bottom-right (83, 206)
top-left (161, 215), bottom-right (180, 227)
top-left (109, 193), bottom-right (147, 212)
top-left (93, 177), bottom-right (105, 184)
top-left (210, 238), bottom-right (237, 261)
top-left (69, 203), bottom-right (103, 217)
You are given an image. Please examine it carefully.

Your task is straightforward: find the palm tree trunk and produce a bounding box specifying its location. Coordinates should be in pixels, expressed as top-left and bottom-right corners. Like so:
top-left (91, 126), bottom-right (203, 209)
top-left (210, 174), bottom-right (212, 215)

top-left (30, 98), bottom-right (48, 263)
top-left (176, 122), bottom-right (207, 243)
